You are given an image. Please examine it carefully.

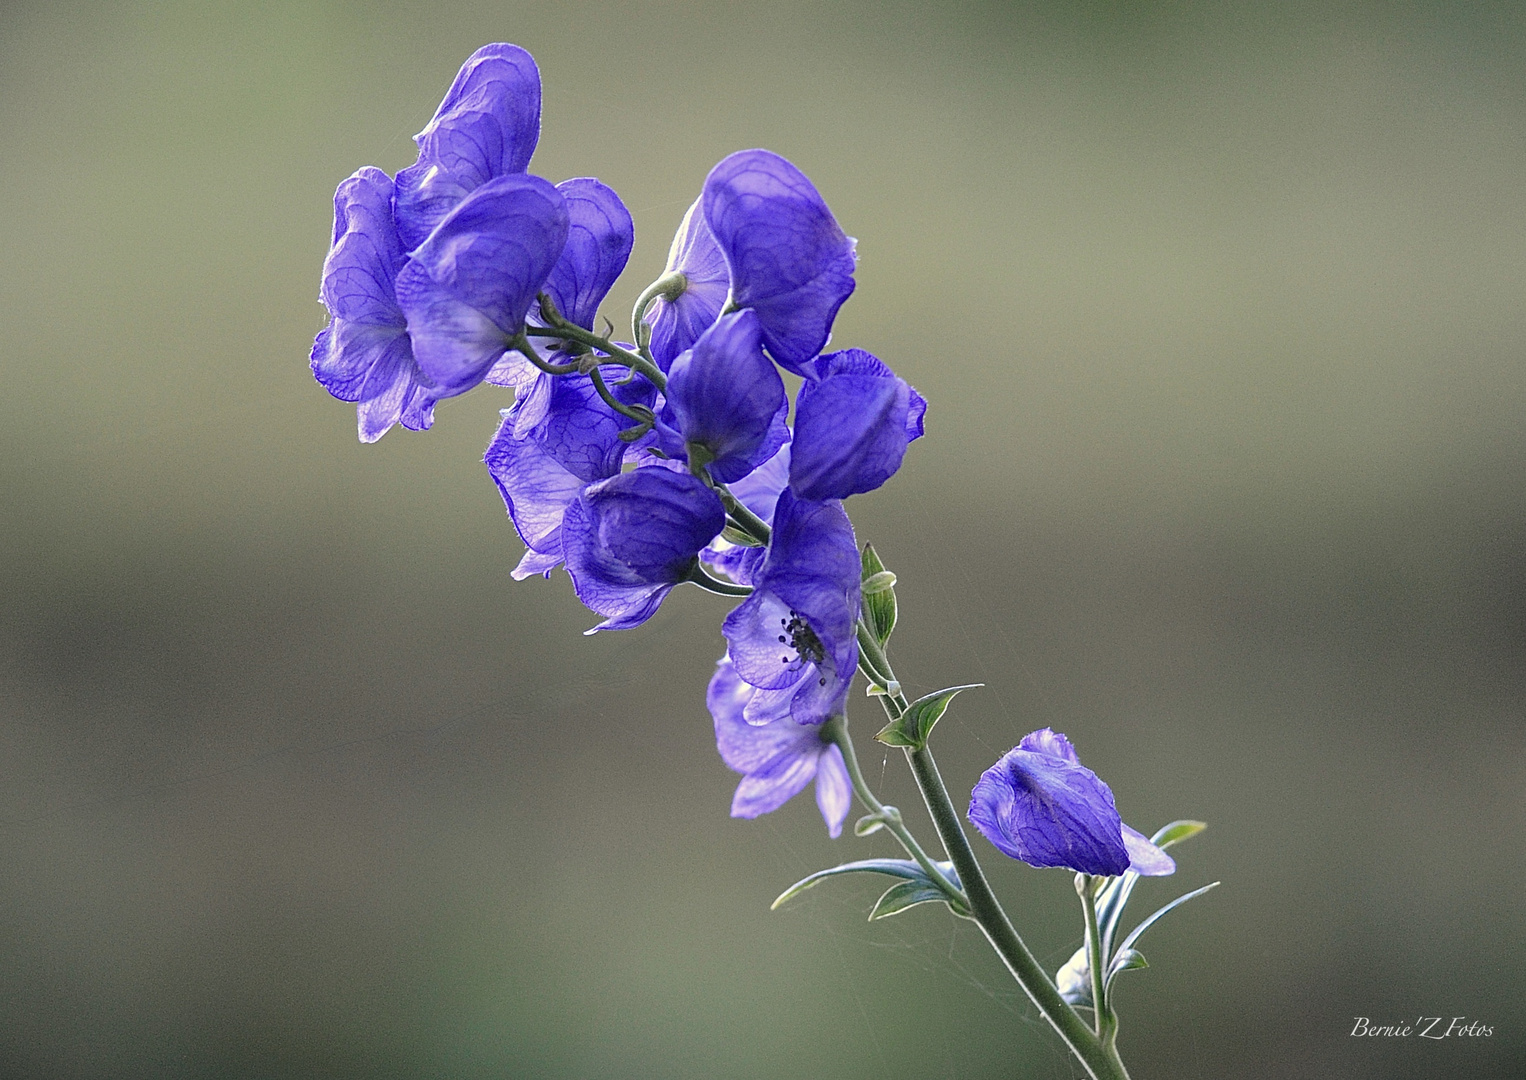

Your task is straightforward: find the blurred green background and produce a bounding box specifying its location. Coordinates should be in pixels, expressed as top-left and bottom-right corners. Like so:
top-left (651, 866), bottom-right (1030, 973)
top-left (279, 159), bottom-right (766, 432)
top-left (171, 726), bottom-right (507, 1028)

top-left (2, 1), bottom-right (1523, 1076)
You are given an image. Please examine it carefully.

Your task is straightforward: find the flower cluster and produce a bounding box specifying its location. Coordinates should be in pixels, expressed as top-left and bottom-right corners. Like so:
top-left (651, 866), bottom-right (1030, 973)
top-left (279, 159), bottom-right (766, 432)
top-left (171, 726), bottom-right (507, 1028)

top-left (312, 44), bottom-right (925, 837)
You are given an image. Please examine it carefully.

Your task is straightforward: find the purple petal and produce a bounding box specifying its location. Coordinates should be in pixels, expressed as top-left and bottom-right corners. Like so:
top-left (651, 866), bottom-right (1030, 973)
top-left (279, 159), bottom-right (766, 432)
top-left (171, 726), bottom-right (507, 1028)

top-left (814, 743), bottom-right (851, 838)
top-left (645, 197), bottom-right (730, 370)
top-left (701, 150), bottom-right (856, 374)
top-left (1122, 824), bottom-right (1176, 877)
top-left (395, 174), bottom-right (568, 397)
top-left (483, 408), bottom-right (588, 567)
top-left (1017, 727), bottom-right (1081, 766)
top-left (562, 468), bottom-right (724, 632)
top-left (665, 310), bottom-right (788, 483)
top-left (537, 178), bottom-right (634, 330)
top-left (394, 44), bottom-right (541, 250)
top-left (311, 167), bottom-right (439, 442)
top-left (968, 747), bottom-right (1130, 876)
top-left (790, 349), bottom-right (924, 501)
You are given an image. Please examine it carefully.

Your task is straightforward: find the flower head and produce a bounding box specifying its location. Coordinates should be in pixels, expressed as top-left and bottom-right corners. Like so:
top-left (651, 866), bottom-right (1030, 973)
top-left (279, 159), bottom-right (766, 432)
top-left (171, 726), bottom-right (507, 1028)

top-left (702, 150), bottom-right (857, 375)
top-left (710, 657), bottom-right (851, 837)
top-left (660, 309), bottom-right (789, 483)
top-left (721, 489), bottom-right (860, 725)
top-left (968, 729), bottom-right (1174, 877)
top-left (790, 349), bottom-right (926, 501)
top-left (562, 466), bottom-right (725, 632)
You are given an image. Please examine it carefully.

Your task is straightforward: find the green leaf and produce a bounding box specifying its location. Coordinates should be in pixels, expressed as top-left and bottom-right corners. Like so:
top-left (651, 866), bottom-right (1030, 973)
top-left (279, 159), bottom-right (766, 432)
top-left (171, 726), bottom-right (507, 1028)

top-left (1114, 881), bottom-right (1220, 958)
top-left (853, 814), bottom-right (885, 837)
top-left (860, 544), bottom-right (897, 644)
top-left (869, 879), bottom-right (950, 920)
top-left (720, 524), bottom-right (764, 547)
top-left (874, 684), bottom-right (982, 749)
top-left (1151, 820), bottom-right (1207, 850)
top-left (1107, 948), bottom-right (1149, 983)
top-left (771, 859), bottom-right (933, 910)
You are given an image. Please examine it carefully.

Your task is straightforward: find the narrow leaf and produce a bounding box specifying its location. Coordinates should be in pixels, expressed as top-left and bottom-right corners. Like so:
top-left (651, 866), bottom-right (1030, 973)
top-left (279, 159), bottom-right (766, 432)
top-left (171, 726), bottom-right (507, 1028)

top-left (1107, 948), bottom-right (1149, 981)
top-left (874, 684), bottom-right (982, 749)
top-left (771, 859), bottom-right (928, 910)
top-left (1151, 820), bottom-right (1207, 850)
top-left (1115, 881), bottom-right (1221, 957)
top-left (869, 880), bottom-right (949, 920)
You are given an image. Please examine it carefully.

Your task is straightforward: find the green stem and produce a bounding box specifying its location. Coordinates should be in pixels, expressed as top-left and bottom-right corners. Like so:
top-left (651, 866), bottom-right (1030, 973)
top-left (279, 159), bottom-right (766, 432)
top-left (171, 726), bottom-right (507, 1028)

top-left (630, 270), bottom-right (687, 352)
top-left (852, 616), bottom-right (1126, 1080)
top-left (687, 565), bottom-right (753, 597)
top-left (821, 716), bottom-right (969, 914)
top-left (907, 744), bottom-right (1124, 1079)
top-left (1079, 875), bottom-right (1114, 1044)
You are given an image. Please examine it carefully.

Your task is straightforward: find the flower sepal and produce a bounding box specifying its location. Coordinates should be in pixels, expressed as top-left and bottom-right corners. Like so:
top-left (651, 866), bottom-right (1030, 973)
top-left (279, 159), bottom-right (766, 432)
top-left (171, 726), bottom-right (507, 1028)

top-left (860, 543), bottom-right (898, 646)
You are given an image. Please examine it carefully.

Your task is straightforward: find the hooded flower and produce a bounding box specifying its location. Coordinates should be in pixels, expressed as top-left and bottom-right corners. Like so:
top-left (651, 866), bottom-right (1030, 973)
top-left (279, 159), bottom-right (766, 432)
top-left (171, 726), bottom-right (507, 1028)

top-left (701, 149), bottom-right (857, 375)
top-left (394, 174), bottom-right (568, 399)
top-left (562, 466), bottom-right (725, 632)
top-left (659, 309), bottom-right (789, 483)
top-left (393, 43), bottom-right (542, 251)
top-left (789, 349), bottom-right (927, 501)
top-left (484, 367), bottom-right (658, 579)
top-left (968, 728), bottom-right (1174, 877)
top-left (642, 197), bottom-right (730, 371)
top-left (721, 489), bottom-right (860, 726)
top-left (312, 167), bottom-right (440, 442)
top-left (710, 657), bottom-right (851, 837)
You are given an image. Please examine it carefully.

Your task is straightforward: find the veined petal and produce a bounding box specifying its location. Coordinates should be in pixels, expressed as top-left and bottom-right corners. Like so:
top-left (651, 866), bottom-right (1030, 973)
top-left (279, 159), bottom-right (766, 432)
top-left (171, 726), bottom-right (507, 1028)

top-left (645, 196), bottom-right (730, 371)
top-left (665, 310), bottom-right (788, 483)
top-left (483, 408), bottom-right (587, 560)
top-left (701, 150), bottom-right (856, 374)
top-left (968, 744), bottom-right (1130, 876)
top-left (538, 178), bottom-right (633, 330)
top-left (814, 744), bottom-right (851, 838)
top-left (395, 174), bottom-right (568, 397)
top-left (1122, 824), bottom-right (1176, 877)
top-left (791, 349), bottom-right (925, 501)
top-left (394, 43), bottom-right (541, 249)
top-left (562, 468), bottom-right (724, 632)
top-left (1017, 727), bottom-right (1081, 765)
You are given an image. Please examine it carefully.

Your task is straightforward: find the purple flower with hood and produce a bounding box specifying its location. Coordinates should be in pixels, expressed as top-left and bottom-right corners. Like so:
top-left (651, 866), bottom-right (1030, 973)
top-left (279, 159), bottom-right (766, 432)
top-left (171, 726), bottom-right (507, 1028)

top-left (644, 149), bottom-right (856, 374)
top-left (393, 43), bottom-right (542, 251)
top-left (484, 367), bottom-right (658, 580)
top-left (703, 149), bottom-right (857, 375)
top-left (710, 657), bottom-right (851, 837)
top-left (395, 174), bottom-right (569, 399)
top-left (790, 349), bottom-right (927, 501)
top-left (562, 466), bottom-right (725, 632)
top-left (968, 728), bottom-right (1174, 878)
top-left (642, 197), bottom-right (730, 372)
top-left (721, 489), bottom-right (860, 726)
top-left (659, 309), bottom-right (789, 483)
top-left (311, 167), bottom-right (438, 442)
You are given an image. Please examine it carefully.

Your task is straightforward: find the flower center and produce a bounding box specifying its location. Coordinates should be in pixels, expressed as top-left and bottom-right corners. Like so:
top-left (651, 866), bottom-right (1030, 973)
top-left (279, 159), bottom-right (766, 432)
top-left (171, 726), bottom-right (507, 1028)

top-left (777, 609), bottom-right (826, 667)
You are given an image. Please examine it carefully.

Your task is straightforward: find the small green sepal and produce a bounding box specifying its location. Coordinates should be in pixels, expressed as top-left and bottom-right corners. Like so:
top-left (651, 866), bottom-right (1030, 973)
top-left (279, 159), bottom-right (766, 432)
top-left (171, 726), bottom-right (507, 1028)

top-left (874, 684), bottom-right (982, 749)
top-left (860, 544), bottom-right (897, 644)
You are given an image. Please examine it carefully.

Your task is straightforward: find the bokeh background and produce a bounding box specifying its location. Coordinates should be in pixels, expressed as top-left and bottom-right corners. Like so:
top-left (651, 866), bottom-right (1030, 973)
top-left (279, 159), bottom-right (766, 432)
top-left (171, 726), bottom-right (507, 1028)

top-left (2, 1), bottom-right (1524, 1077)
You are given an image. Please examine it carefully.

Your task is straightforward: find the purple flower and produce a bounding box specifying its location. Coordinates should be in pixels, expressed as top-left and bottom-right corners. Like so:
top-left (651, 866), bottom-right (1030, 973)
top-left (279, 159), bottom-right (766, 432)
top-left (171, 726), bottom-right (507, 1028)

top-left (702, 149), bottom-right (857, 375)
top-left (710, 657), bottom-right (852, 837)
top-left (394, 43), bottom-right (542, 251)
top-left (661, 310), bottom-right (789, 483)
top-left (721, 489), bottom-right (860, 725)
top-left (562, 466), bottom-right (725, 632)
top-left (790, 349), bottom-right (927, 501)
top-left (968, 729), bottom-right (1174, 877)
top-left (394, 174), bottom-right (568, 399)
top-left (484, 369), bottom-right (658, 579)
top-left (311, 167), bottom-right (439, 442)
top-left (536, 177), bottom-right (634, 331)
top-left (643, 197), bottom-right (730, 371)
